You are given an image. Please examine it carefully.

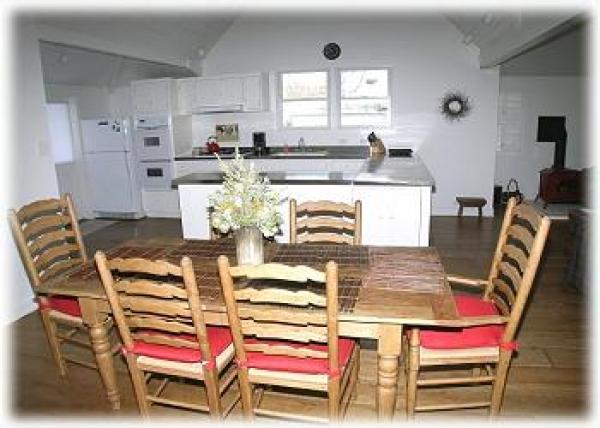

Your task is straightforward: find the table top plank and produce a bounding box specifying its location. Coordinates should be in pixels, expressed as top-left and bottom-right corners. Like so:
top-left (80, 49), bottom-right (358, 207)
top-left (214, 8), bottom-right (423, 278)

top-left (38, 238), bottom-right (458, 325)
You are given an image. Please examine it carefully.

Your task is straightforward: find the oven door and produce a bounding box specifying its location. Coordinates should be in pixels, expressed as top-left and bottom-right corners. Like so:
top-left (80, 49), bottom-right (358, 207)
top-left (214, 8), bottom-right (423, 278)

top-left (139, 161), bottom-right (173, 190)
top-left (136, 128), bottom-right (172, 161)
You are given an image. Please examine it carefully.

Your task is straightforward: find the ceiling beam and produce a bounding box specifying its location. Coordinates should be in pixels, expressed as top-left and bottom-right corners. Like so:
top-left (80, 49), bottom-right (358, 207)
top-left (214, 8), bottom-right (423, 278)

top-left (479, 14), bottom-right (583, 68)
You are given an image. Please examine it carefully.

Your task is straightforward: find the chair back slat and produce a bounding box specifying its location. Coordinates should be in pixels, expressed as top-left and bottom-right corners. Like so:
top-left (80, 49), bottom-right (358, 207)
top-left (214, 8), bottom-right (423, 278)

top-left (240, 320), bottom-right (328, 343)
top-left (513, 203), bottom-right (543, 230)
top-left (484, 198), bottom-right (551, 342)
top-left (238, 306), bottom-right (327, 326)
top-left (490, 278), bottom-right (516, 307)
top-left (218, 255), bottom-right (340, 373)
top-left (497, 261), bottom-right (522, 291)
top-left (8, 194), bottom-right (86, 288)
top-left (16, 198), bottom-right (65, 223)
top-left (489, 292), bottom-right (511, 316)
top-left (114, 279), bottom-right (190, 299)
top-left (506, 224), bottom-right (534, 253)
top-left (501, 243), bottom-right (529, 275)
top-left (132, 332), bottom-right (198, 349)
top-left (34, 244), bottom-right (81, 272)
top-left (245, 342), bottom-right (328, 359)
top-left (290, 199), bottom-right (362, 245)
top-left (22, 214), bottom-right (73, 242)
top-left (39, 258), bottom-right (82, 282)
top-left (127, 315), bottom-right (196, 336)
top-left (95, 253), bottom-right (215, 363)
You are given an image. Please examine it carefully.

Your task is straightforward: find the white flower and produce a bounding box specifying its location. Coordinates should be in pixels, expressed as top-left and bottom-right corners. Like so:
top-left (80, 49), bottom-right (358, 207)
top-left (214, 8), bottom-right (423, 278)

top-left (209, 147), bottom-right (284, 237)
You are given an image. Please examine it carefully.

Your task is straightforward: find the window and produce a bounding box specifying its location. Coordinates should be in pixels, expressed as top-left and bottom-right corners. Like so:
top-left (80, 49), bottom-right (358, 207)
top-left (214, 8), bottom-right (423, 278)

top-left (45, 103), bottom-right (74, 164)
top-left (281, 71), bottom-right (329, 128)
top-left (340, 69), bottom-right (390, 127)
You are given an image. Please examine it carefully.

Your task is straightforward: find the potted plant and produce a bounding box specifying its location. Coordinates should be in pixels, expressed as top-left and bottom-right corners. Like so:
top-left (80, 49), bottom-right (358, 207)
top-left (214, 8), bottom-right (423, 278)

top-left (209, 148), bottom-right (283, 265)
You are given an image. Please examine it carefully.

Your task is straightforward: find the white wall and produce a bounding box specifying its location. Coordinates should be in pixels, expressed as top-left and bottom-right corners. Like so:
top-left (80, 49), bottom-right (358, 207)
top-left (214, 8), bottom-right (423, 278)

top-left (201, 16), bottom-right (500, 215)
top-left (5, 20), bottom-right (61, 322)
top-left (495, 76), bottom-right (588, 199)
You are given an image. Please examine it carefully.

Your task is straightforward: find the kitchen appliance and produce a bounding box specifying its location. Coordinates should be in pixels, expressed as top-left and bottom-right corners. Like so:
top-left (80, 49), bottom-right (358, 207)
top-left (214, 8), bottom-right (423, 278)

top-left (253, 131), bottom-right (266, 156)
top-left (135, 114), bottom-right (192, 190)
top-left (81, 118), bottom-right (144, 219)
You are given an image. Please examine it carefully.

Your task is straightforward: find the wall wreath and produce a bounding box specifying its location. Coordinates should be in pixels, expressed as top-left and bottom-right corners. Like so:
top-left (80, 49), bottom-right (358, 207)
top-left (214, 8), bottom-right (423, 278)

top-left (440, 91), bottom-right (472, 121)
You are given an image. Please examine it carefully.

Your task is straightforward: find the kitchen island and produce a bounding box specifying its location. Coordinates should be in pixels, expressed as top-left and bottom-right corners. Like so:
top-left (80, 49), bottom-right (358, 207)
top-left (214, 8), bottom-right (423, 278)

top-left (173, 150), bottom-right (435, 246)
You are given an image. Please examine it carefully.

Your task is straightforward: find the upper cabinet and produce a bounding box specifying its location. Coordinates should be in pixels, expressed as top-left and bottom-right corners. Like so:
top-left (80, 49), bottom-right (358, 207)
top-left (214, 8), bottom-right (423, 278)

top-left (131, 78), bottom-right (177, 115)
top-left (176, 73), bottom-right (267, 114)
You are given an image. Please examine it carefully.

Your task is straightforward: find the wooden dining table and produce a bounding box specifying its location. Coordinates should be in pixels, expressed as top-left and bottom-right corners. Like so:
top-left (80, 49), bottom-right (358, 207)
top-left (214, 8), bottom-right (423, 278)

top-left (37, 237), bottom-right (460, 420)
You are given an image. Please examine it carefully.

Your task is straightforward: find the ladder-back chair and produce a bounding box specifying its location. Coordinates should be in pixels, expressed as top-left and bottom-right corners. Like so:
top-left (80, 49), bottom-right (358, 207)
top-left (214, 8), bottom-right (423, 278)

top-left (95, 252), bottom-right (238, 418)
top-left (8, 194), bottom-right (95, 376)
top-left (289, 199), bottom-right (362, 245)
top-left (217, 256), bottom-right (360, 422)
top-left (406, 198), bottom-right (551, 416)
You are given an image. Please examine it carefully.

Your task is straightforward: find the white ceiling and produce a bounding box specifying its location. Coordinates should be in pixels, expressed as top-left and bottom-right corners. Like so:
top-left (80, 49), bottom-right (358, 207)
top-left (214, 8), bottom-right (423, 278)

top-left (500, 23), bottom-right (587, 75)
top-left (34, 11), bottom-right (588, 87)
top-left (444, 11), bottom-right (585, 70)
top-left (34, 13), bottom-right (237, 65)
top-left (40, 41), bottom-right (195, 87)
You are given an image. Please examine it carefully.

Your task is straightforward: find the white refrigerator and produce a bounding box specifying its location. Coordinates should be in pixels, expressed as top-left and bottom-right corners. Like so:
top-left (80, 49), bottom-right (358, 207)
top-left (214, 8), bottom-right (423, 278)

top-left (81, 118), bottom-right (144, 218)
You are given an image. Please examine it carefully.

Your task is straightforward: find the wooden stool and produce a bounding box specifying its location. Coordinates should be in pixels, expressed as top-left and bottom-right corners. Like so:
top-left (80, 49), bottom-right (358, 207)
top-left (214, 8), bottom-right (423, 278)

top-left (456, 196), bottom-right (487, 217)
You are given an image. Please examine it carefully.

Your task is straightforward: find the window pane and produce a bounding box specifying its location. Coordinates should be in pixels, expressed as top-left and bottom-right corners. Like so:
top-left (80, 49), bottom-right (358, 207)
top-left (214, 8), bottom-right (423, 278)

top-left (340, 98), bottom-right (390, 127)
top-left (341, 70), bottom-right (388, 98)
top-left (282, 72), bottom-right (327, 100)
top-left (282, 100), bottom-right (328, 128)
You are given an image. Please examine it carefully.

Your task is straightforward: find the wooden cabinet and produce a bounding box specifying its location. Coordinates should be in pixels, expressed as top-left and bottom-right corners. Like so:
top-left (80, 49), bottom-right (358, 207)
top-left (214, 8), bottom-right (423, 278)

top-left (131, 79), bottom-right (176, 114)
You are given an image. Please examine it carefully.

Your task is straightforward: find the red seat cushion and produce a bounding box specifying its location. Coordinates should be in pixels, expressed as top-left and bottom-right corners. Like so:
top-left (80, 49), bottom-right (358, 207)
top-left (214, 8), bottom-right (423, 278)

top-left (40, 296), bottom-right (82, 318)
top-left (243, 338), bottom-right (356, 375)
top-left (419, 294), bottom-right (505, 349)
top-left (130, 326), bottom-right (233, 363)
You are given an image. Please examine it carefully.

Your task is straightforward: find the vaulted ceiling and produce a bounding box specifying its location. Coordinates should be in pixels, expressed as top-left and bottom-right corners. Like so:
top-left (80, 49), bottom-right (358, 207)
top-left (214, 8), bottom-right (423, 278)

top-left (34, 10), bottom-right (588, 87)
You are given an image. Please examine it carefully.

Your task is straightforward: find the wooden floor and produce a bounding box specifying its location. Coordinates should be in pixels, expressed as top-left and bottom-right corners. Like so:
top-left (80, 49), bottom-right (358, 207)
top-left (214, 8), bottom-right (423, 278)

top-left (10, 214), bottom-right (589, 421)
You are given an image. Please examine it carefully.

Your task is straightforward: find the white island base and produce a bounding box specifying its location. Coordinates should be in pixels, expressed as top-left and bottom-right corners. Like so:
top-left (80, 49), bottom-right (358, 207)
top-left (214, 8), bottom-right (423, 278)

top-left (179, 183), bottom-right (431, 246)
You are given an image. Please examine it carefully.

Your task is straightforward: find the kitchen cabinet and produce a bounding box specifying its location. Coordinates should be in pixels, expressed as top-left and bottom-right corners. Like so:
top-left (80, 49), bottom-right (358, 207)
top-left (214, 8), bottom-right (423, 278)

top-left (195, 76), bottom-right (244, 111)
top-left (177, 182), bottom-right (430, 246)
top-left (131, 78), bottom-right (176, 115)
top-left (175, 74), bottom-right (266, 114)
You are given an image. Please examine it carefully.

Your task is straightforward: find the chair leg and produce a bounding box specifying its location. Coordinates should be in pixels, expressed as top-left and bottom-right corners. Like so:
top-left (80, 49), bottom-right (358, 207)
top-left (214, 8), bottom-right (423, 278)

top-left (490, 349), bottom-right (513, 416)
top-left (39, 311), bottom-right (67, 377)
top-left (237, 369), bottom-right (254, 420)
top-left (203, 368), bottom-right (223, 420)
top-left (126, 355), bottom-right (151, 417)
top-left (406, 330), bottom-right (420, 418)
top-left (328, 378), bottom-right (341, 421)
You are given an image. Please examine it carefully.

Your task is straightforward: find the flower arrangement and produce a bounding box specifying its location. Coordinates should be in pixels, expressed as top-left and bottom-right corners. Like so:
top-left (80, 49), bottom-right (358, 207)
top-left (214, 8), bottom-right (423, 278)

top-left (209, 148), bottom-right (283, 238)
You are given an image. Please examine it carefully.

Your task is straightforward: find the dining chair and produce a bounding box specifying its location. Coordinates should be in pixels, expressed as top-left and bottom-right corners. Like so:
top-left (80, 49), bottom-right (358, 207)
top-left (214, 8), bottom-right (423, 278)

top-left (217, 256), bottom-right (360, 422)
top-left (405, 197), bottom-right (551, 417)
top-left (8, 193), bottom-right (98, 376)
top-left (95, 252), bottom-right (239, 418)
top-left (289, 199), bottom-right (362, 245)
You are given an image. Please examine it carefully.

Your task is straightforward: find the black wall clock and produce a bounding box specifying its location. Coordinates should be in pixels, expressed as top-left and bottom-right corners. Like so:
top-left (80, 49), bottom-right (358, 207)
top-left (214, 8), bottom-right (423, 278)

top-left (440, 91), bottom-right (472, 121)
top-left (323, 42), bottom-right (341, 60)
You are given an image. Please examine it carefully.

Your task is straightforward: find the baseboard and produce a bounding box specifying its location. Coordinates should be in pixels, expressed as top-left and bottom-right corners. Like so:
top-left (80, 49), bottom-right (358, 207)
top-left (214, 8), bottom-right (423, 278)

top-left (10, 297), bottom-right (37, 323)
top-left (432, 207), bottom-right (494, 217)
top-left (144, 211), bottom-right (182, 218)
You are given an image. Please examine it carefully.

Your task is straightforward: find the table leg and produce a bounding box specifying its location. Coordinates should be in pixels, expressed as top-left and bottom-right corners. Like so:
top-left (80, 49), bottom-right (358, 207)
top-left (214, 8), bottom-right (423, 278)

top-left (80, 298), bottom-right (121, 410)
top-left (376, 324), bottom-right (403, 420)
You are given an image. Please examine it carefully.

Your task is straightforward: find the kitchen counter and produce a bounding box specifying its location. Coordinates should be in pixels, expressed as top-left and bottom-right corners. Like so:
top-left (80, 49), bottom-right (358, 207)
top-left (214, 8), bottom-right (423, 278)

top-left (174, 145), bottom-right (371, 160)
top-left (175, 153), bottom-right (434, 246)
top-left (172, 155), bottom-right (435, 187)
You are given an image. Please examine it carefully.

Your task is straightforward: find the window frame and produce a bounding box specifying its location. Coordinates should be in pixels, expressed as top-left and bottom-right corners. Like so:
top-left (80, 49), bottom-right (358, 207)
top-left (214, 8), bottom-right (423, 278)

top-left (337, 67), bottom-right (392, 129)
top-left (277, 69), bottom-right (332, 130)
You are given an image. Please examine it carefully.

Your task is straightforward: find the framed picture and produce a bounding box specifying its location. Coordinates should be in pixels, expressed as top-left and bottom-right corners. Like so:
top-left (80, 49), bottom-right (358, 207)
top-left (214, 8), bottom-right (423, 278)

top-left (215, 123), bottom-right (239, 143)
